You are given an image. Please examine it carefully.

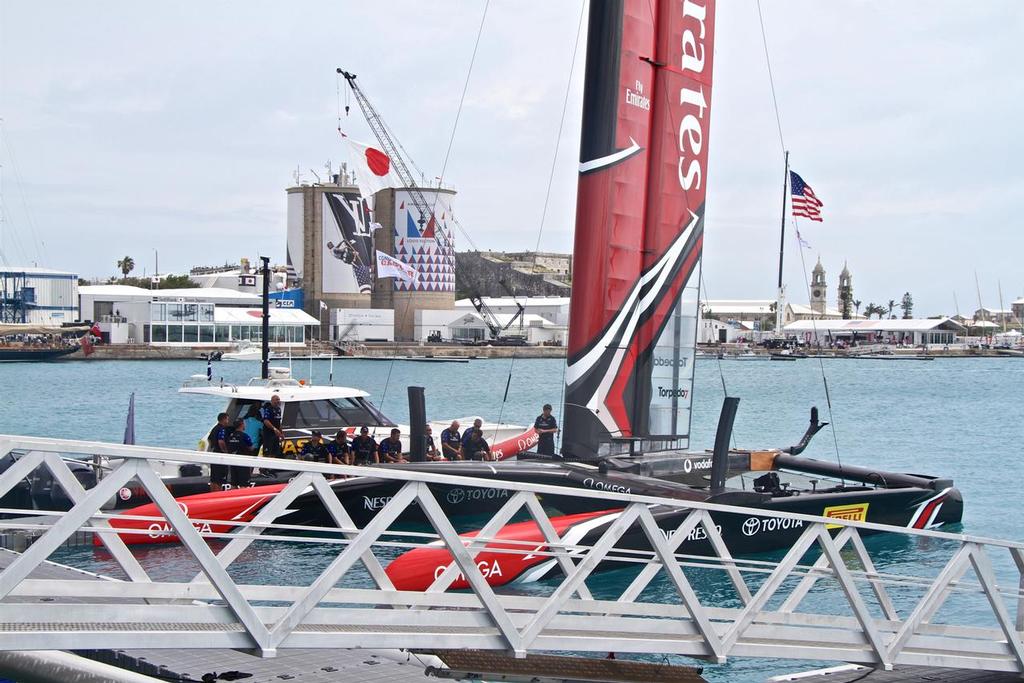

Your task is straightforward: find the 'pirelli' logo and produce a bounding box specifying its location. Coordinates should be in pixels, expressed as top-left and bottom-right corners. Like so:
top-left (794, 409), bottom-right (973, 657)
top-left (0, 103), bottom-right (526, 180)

top-left (823, 503), bottom-right (869, 529)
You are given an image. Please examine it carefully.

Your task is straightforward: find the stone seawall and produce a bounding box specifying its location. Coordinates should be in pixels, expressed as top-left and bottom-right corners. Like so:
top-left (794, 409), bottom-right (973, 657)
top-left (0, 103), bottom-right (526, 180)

top-left (67, 344), bottom-right (568, 360)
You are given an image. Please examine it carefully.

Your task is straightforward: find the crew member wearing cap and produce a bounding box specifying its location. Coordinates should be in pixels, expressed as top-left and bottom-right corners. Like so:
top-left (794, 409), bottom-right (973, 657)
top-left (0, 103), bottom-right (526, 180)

top-left (207, 412), bottom-right (231, 492)
top-left (350, 426), bottom-right (379, 465)
top-left (300, 431), bottom-right (332, 463)
top-left (225, 418), bottom-right (254, 488)
top-left (378, 428), bottom-right (408, 464)
top-left (260, 395), bottom-right (285, 458)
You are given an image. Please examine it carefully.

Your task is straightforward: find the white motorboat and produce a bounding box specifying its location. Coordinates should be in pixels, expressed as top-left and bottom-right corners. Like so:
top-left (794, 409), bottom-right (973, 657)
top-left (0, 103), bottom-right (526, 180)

top-left (220, 342), bottom-right (269, 362)
top-left (179, 366), bottom-right (535, 459)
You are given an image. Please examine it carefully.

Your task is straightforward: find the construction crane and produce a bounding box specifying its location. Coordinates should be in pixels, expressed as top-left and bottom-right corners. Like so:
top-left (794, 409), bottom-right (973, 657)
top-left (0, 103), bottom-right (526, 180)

top-left (337, 68), bottom-right (530, 343)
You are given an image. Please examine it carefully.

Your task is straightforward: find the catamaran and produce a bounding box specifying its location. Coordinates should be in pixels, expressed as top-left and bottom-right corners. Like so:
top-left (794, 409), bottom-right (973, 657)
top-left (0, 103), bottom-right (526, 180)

top-left (105, 0), bottom-right (963, 561)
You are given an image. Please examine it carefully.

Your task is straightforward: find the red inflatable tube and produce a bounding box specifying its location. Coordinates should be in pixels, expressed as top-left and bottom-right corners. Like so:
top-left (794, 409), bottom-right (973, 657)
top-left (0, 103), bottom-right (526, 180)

top-left (97, 483), bottom-right (288, 546)
top-left (491, 427), bottom-right (539, 461)
top-left (385, 508), bottom-right (623, 591)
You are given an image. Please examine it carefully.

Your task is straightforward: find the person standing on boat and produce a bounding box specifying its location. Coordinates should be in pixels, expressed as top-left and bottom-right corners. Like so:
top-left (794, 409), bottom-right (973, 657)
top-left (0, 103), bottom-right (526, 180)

top-left (378, 428), bottom-right (408, 464)
top-left (225, 418), bottom-right (253, 488)
top-left (465, 429), bottom-right (492, 461)
top-left (242, 405), bottom-right (263, 453)
top-left (533, 404), bottom-right (559, 457)
top-left (461, 418), bottom-right (483, 455)
top-left (328, 430), bottom-right (352, 466)
top-left (440, 421), bottom-right (462, 461)
top-left (260, 395), bottom-right (285, 458)
top-left (207, 412), bottom-right (231, 492)
top-left (351, 426), bottom-right (378, 465)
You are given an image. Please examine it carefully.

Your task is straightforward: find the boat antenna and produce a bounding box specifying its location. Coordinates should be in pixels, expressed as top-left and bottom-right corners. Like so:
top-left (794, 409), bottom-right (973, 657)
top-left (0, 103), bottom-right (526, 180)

top-left (260, 256), bottom-right (270, 379)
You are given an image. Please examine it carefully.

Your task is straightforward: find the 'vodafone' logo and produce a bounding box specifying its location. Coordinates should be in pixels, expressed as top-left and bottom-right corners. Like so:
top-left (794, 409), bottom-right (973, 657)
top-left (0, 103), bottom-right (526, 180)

top-left (682, 458), bottom-right (712, 474)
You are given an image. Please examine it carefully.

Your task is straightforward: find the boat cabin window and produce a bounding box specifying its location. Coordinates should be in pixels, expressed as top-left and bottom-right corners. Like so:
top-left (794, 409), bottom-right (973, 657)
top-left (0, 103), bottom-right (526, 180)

top-left (224, 397), bottom-right (395, 429)
top-left (330, 398), bottom-right (395, 428)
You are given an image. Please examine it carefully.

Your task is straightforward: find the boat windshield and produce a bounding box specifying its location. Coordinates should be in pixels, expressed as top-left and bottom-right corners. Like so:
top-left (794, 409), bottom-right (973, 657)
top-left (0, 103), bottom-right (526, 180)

top-left (225, 397), bottom-right (395, 429)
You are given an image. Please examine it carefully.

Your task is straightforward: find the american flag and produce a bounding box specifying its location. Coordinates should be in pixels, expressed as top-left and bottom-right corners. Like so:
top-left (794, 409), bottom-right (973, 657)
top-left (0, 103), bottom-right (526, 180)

top-left (790, 170), bottom-right (824, 222)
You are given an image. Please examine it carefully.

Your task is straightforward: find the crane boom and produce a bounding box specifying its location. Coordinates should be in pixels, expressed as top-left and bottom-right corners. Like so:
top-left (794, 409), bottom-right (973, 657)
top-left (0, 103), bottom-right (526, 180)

top-left (337, 69), bottom-right (454, 257)
top-left (338, 68), bottom-right (527, 342)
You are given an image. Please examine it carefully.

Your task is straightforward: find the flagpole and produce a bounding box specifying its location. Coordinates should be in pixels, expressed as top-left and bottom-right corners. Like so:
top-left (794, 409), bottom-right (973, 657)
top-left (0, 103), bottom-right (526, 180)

top-left (776, 150), bottom-right (789, 333)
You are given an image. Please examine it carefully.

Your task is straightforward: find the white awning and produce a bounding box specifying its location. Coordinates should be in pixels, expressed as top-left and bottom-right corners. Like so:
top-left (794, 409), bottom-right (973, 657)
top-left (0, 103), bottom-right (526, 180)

top-left (214, 308), bottom-right (319, 325)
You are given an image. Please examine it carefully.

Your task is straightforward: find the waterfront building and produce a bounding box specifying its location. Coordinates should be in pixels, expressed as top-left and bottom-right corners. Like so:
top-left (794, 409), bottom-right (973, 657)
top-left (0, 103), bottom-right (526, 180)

top-left (79, 285), bottom-right (316, 347)
top-left (783, 317), bottom-right (965, 346)
top-left (0, 267), bottom-right (78, 325)
top-left (973, 306), bottom-right (1018, 326)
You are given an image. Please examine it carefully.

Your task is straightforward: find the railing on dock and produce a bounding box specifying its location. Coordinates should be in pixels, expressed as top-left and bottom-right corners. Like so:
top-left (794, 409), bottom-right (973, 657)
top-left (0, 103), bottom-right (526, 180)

top-left (0, 434), bottom-right (1021, 672)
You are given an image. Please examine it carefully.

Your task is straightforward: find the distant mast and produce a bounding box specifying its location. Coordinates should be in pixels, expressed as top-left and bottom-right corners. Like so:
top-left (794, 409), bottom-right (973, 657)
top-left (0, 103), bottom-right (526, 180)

top-left (562, 0), bottom-right (716, 460)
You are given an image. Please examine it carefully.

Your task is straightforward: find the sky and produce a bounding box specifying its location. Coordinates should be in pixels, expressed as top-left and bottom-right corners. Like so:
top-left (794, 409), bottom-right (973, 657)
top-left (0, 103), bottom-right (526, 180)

top-left (1, 1), bottom-right (1022, 317)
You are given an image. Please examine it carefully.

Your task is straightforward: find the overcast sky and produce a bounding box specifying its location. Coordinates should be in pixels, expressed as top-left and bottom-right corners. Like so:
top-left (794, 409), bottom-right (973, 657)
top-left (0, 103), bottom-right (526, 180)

top-left (1, 1), bottom-right (1022, 316)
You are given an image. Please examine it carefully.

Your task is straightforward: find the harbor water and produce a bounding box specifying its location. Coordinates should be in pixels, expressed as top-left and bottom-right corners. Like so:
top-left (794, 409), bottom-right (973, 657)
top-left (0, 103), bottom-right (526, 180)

top-left (1, 355), bottom-right (1022, 681)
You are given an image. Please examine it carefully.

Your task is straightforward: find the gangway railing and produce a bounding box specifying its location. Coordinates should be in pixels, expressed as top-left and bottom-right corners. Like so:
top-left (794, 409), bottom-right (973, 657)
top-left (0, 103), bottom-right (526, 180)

top-left (0, 434), bottom-right (1021, 672)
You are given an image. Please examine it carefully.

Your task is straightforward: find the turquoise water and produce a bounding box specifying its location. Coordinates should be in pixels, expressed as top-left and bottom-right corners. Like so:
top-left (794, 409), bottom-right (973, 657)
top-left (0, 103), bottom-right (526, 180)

top-left (2, 355), bottom-right (1022, 680)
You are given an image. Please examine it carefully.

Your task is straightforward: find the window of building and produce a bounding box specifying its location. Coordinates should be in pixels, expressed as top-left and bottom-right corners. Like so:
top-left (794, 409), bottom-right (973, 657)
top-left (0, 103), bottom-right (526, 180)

top-left (167, 325), bottom-right (183, 343)
top-left (199, 304), bottom-right (214, 322)
top-left (151, 325), bottom-right (167, 343)
top-left (183, 325), bottom-right (199, 343)
top-left (151, 303), bottom-right (167, 321)
top-left (200, 325), bottom-right (215, 343)
top-left (216, 325), bottom-right (229, 342)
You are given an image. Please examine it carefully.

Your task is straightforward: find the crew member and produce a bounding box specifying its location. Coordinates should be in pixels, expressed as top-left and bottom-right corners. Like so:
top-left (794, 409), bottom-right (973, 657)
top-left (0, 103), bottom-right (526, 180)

top-left (328, 430), bottom-right (352, 466)
top-left (440, 420), bottom-right (462, 461)
top-left (225, 418), bottom-right (254, 488)
top-left (424, 425), bottom-right (443, 461)
top-left (378, 428), bottom-right (408, 464)
top-left (260, 395), bottom-right (285, 458)
top-left (533, 404), bottom-right (559, 457)
top-left (242, 405), bottom-right (263, 453)
top-left (300, 431), bottom-right (332, 463)
top-left (461, 418), bottom-right (483, 455)
top-left (464, 429), bottom-right (492, 461)
top-left (351, 426), bottom-right (379, 465)
top-left (207, 412), bottom-right (231, 492)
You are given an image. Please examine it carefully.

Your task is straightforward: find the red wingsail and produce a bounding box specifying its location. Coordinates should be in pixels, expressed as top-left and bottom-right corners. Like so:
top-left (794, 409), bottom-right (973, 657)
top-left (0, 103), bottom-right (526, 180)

top-left (563, 0), bottom-right (716, 459)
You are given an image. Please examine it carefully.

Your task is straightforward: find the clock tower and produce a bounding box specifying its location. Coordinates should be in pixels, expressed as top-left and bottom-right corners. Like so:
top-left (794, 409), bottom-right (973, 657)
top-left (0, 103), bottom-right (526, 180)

top-left (810, 257), bottom-right (827, 314)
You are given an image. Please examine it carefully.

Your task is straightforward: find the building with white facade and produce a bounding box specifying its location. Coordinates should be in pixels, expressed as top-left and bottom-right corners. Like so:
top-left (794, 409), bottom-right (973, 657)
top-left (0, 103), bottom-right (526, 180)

top-left (79, 285), bottom-right (316, 347)
top-left (783, 318), bottom-right (965, 346)
top-left (0, 267), bottom-right (79, 325)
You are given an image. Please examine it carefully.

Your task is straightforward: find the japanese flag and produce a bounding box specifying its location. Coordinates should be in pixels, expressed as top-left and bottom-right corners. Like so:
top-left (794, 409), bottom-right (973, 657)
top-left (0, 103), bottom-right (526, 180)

top-left (346, 138), bottom-right (402, 202)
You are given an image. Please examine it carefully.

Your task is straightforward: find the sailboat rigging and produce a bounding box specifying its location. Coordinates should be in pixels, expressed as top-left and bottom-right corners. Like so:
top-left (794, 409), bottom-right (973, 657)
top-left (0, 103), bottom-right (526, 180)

top-left (97, 0), bottom-right (964, 564)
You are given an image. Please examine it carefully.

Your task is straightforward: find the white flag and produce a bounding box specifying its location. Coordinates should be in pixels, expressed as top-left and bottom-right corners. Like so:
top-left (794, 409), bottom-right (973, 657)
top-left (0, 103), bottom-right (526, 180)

top-left (346, 138), bottom-right (402, 202)
top-left (319, 300), bottom-right (328, 312)
top-left (375, 250), bottom-right (418, 284)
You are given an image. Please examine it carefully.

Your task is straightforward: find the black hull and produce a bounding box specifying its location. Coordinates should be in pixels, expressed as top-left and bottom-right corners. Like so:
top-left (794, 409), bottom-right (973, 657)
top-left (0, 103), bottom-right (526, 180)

top-left (0, 347), bottom-right (78, 362)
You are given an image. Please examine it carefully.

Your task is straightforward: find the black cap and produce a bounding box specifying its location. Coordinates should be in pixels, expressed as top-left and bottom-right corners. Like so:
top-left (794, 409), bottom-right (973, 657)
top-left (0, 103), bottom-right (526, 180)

top-left (311, 430), bottom-right (323, 437)
top-left (360, 426), bottom-right (369, 433)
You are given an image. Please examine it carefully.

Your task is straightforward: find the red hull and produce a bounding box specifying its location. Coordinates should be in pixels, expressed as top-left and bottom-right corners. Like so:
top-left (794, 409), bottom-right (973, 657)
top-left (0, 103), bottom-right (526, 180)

top-left (386, 509), bottom-right (621, 591)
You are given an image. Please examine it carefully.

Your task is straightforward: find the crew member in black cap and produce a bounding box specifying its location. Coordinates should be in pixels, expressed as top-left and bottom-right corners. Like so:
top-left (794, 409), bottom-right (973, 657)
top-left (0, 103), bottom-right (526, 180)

top-left (350, 426), bottom-right (379, 465)
top-left (300, 431), bottom-right (332, 463)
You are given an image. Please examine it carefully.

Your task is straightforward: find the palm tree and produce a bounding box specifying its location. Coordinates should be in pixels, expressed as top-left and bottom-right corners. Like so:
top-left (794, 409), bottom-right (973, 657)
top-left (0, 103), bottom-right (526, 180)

top-left (853, 299), bottom-right (862, 317)
top-left (117, 256), bottom-right (135, 280)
